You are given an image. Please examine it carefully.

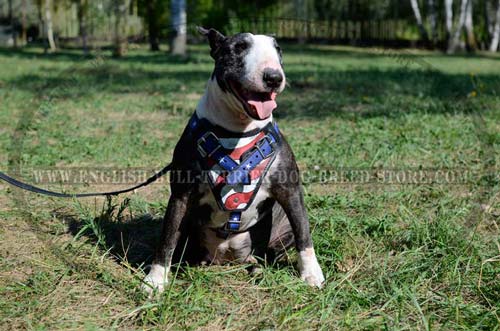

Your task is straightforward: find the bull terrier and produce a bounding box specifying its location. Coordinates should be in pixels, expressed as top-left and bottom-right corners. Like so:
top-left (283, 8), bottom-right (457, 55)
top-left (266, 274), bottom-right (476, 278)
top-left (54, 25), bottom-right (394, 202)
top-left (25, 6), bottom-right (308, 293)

top-left (143, 27), bottom-right (325, 294)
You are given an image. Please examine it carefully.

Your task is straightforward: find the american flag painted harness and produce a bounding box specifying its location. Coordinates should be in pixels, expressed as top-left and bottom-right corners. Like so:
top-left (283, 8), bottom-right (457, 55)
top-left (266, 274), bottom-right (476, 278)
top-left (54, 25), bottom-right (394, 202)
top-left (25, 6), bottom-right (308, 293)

top-left (188, 113), bottom-right (282, 237)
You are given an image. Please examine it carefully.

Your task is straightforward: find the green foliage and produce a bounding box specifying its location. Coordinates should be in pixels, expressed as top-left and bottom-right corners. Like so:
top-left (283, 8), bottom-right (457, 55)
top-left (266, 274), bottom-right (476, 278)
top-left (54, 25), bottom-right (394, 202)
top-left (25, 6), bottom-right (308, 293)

top-left (187, 0), bottom-right (279, 33)
top-left (2, 0), bottom-right (499, 50)
top-left (137, 0), bottom-right (170, 36)
top-left (313, 0), bottom-right (410, 20)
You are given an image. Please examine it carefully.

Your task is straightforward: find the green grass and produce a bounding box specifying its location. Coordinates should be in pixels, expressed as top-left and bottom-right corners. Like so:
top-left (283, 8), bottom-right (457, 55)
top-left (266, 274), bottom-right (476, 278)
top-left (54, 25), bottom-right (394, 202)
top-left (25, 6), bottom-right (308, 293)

top-left (0, 44), bottom-right (499, 330)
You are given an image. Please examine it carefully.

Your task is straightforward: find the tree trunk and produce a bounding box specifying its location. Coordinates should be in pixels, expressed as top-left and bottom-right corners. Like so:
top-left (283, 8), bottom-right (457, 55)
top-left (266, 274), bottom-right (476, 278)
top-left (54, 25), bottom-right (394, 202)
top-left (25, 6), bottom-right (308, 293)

top-left (113, 0), bottom-right (130, 57)
top-left (490, 0), bottom-right (500, 51)
top-left (170, 0), bottom-right (186, 55)
top-left (45, 0), bottom-right (56, 52)
top-left (447, 0), bottom-right (469, 53)
top-left (445, 0), bottom-right (454, 41)
top-left (21, 0), bottom-right (27, 45)
top-left (410, 0), bottom-right (429, 42)
top-left (428, 0), bottom-right (438, 43)
top-left (8, 0), bottom-right (17, 48)
top-left (36, 0), bottom-right (46, 51)
top-left (77, 0), bottom-right (89, 55)
top-left (485, 0), bottom-right (493, 40)
top-left (464, 0), bottom-right (477, 50)
top-left (295, 0), bottom-right (307, 44)
top-left (147, 0), bottom-right (160, 51)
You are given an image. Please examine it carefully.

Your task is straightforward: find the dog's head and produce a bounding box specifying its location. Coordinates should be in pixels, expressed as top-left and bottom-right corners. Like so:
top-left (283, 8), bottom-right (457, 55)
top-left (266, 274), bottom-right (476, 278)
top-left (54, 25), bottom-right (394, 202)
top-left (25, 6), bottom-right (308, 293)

top-left (198, 27), bottom-right (286, 121)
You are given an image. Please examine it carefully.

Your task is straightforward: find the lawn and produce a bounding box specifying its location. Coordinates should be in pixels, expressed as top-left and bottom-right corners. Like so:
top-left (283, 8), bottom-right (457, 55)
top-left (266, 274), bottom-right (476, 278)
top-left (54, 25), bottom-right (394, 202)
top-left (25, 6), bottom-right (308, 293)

top-left (0, 43), bottom-right (499, 330)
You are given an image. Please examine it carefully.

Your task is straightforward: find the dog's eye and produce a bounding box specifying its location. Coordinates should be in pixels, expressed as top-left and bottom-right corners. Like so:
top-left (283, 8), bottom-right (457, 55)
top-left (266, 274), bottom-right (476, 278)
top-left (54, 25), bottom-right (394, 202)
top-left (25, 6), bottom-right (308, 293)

top-left (234, 41), bottom-right (248, 53)
top-left (274, 41), bottom-right (282, 55)
top-left (275, 45), bottom-right (282, 60)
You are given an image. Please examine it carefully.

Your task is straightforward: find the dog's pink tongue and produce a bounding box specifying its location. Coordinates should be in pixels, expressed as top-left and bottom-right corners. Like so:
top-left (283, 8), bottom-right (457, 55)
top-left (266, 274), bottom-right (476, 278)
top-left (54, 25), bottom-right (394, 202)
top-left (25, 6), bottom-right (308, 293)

top-left (247, 92), bottom-right (277, 120)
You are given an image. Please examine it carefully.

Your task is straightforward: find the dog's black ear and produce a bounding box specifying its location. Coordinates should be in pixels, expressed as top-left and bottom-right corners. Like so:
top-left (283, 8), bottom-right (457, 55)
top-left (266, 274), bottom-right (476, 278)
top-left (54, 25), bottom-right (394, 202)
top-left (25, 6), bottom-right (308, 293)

top-left (197, 26), bottom-right (226, 59)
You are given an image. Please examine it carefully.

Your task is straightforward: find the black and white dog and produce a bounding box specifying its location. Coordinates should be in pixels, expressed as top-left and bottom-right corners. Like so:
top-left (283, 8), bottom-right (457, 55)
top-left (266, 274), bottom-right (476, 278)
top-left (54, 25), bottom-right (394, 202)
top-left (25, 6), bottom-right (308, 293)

top-left (143, 28), bottom-right (324, 293)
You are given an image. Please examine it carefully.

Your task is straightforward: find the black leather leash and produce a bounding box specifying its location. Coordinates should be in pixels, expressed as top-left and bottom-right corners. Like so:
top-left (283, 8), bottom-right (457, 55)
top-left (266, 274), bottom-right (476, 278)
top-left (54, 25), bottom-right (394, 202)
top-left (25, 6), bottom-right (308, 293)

top-left (0, 163), bottom-right (172, 198)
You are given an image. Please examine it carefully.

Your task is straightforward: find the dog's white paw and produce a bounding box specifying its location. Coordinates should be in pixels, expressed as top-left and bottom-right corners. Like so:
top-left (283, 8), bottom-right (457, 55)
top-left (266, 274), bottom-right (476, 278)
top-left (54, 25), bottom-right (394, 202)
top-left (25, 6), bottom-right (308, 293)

top-left (142, 264), bottom-right (168, 295)
top-left (298, 247), bottom-right (325, 288)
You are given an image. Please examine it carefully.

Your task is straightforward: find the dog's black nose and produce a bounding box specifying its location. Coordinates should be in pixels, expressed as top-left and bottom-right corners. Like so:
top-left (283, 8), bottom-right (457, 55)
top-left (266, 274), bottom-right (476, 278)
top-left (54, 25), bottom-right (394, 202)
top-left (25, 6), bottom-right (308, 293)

top-left (263, 69), bottom-right (283, 88)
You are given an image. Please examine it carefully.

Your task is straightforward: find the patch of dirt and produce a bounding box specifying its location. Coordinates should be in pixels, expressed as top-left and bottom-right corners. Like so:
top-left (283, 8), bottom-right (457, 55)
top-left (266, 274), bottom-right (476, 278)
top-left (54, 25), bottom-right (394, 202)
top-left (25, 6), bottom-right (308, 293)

top-left (28, 279), bottom-right (132, 330)
top-left (185, 92), bottom-right (202, 100)
top-left (0, 197), bottom-right (137, 330)
top-left (0, 188), bottom-right (12, 212)
top-left (104, 110), bottom-right (172, 123)
top-left (0, 215), bottom-right (46, 284)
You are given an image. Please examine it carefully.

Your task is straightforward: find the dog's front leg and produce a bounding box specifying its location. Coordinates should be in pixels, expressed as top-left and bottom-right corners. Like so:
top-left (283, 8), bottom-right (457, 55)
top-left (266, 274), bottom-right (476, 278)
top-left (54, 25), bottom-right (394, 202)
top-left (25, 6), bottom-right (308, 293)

top-left (273, 185), bottom-right (325, 288)
top-left (142, 192), bottom-right (189, 294)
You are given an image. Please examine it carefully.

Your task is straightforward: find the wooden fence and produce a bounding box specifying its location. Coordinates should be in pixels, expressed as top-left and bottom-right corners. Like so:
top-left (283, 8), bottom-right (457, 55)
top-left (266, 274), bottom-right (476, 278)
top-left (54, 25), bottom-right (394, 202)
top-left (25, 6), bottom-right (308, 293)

top-left (225, 17), bottom-right (446, 45)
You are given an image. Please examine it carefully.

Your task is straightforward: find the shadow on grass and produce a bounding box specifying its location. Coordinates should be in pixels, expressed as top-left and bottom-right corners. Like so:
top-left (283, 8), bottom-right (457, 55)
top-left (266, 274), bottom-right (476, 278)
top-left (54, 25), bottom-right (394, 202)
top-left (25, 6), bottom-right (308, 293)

top-left (3, 45), bottom-right (500, 120)
top-left (0, 46), bottom-right (212, 64)
top-left (282, 43), bottom-right (500, 60)
top-left (64, 208), bottom-right (162, 268)
top-left (276, 68), bottom-right (500, 120)
top-left (8, 64), bottom-right (210, 97)
top-left (61, 200), bottom-right (296, 274)
top-left (2, 43), bottom-right (499, 62)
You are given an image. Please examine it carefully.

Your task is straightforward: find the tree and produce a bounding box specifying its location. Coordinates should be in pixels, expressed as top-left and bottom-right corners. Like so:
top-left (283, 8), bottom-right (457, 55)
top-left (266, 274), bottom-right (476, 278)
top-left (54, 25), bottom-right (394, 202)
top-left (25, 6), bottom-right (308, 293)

top-left (295, 0), bottom-right (307, 44)
top-left (445, 0), bottom-right (454, 41)
top-left (410, 0), bottom-right (429, 42)
top-left (170, 0), bottom-right (186, 55)
top-left (428, 0), bottom-right (438, 43)
top-left (484, 0), bottom-right (493, 41)
top-left (8, 0), bottom-right (17, 48)
top-left (113, 0), bottom-right (130, 57)
top-left (35, 0), bottom-right (44, 47)
top-left (146, 0), bottom-right (160, 51)
top-left (45, 0), bottom-right (57, 52)
top-left (464, 0), bottom-right (477, 50)
top-left (76, 0), bottom-right (89, 55)
top-left (137, 0), bottom-right (170, 51)
top-left (21, 0), bottom-right (27, 45)
top-left (490, 0), bottom-right (500, 51)
top-left (447, 0), bottom-right (469, 53)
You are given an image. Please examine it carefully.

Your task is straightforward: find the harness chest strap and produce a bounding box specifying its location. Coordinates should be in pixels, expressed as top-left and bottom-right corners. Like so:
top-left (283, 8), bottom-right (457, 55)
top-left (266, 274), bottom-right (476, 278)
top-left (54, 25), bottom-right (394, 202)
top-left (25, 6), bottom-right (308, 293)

top-left (188, 113), bottom-right (281, 237)
top-left (197, 130), bottom-right (277, 185)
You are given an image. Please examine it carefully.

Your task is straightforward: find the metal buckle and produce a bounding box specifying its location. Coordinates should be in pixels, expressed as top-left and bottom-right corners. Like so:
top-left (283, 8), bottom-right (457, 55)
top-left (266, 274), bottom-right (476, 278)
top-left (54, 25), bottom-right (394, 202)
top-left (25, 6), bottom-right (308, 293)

top-left (239, 134), bottom-right (275, 162)
top-left (225, 222), bottom-right (239, 231)
top-left (197, 132), bottom-right (220, 158)
top-left (254, 144), bottom-right (266, 160)
top-left (224, 212), bottom-right (241, 231)
top-left (255, 135), bottom-right (275, 159)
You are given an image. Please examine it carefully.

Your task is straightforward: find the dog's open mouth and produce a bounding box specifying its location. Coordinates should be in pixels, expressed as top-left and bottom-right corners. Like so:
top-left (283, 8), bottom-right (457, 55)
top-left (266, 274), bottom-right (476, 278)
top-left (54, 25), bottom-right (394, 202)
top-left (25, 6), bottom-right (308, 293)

top-left (229, 82), bottom-right (277, 120)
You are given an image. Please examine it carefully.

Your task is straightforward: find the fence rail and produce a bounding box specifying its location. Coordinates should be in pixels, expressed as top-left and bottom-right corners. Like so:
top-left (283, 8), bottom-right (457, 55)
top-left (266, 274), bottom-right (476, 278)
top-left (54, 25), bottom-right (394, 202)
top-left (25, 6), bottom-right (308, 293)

top-left (225, 17), bottom-right (441, 43)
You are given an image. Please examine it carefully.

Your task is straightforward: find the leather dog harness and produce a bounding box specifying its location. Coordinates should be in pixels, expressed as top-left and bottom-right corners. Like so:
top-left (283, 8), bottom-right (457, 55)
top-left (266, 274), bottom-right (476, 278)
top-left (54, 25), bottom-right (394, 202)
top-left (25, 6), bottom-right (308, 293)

top-left (187, 113), bottom-right (282, 237)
